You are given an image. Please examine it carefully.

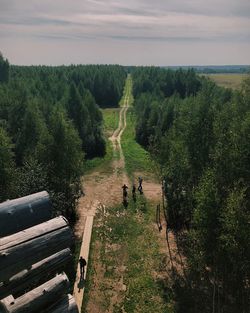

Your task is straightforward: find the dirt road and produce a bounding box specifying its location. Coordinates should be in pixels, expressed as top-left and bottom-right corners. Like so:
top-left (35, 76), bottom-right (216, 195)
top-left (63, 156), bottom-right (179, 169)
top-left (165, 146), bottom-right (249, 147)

top-left (73, 76), bottom-right (183, 313)
top-left (74, 93), bottom-right (130, 239)
top-left (73, 80), bottom-right (131, 312)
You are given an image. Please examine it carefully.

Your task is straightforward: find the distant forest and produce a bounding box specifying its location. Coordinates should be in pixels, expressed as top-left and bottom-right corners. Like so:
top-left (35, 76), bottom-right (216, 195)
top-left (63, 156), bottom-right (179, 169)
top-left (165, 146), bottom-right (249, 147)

top-left (132, 66), bottom-right (250, 312)
top-left (0, 52), bottom-right (126, 223)
top-left (164, 65), bottom-right (250, 74)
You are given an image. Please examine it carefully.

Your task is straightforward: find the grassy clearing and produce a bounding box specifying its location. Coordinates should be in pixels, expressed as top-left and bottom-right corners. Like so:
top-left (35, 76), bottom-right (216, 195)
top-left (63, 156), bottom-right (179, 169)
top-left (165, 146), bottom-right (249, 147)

top-left (121, 75), bottom-right (156, 177)
top-left (122, 109), bottom-right (155, 177)
top-left (83, 199), bottom-right (173, 313)
top-left (203, 73), bottom-right (248, 90)
top-left (84, 108), bottom-right (119, 173)
top-left (83, 139), bottom-right (113, 173)
top-left (119, 75), bottom-right (134, 107)
top-left (102, 108), bottom-right (120, 136)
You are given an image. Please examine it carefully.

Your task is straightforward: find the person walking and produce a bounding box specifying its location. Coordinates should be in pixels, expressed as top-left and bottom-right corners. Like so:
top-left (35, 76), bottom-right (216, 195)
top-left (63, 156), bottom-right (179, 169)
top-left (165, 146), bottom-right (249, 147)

top-left (122, 184), bottom-right (128, 207)
top-left (138, 177), bottom-right (143, 194)
top-left (122, 184), bottom-right (128, 199)
top-left (79, 256), bottom-right (87, 278)
top-left (132, 183), bottom-right (136, 202)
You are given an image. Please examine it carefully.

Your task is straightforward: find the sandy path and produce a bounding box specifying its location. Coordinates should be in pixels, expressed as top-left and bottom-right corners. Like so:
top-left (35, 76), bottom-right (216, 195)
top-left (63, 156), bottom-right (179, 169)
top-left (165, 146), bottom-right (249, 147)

top-left (74, 99), bottom-right (130, 238)
top-left (73, 85), bottom-right (130, 312)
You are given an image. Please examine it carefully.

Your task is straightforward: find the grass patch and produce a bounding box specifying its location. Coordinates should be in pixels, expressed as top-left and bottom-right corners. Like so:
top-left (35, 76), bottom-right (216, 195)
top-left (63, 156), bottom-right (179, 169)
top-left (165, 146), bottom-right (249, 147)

top-left (83, 139), bottom-right (113, 173)
top-left (119, 74), bottom-right (134, 107)
top-left (203, 73), bottom-right (248, 90)
top-left (120, 75), bottom-right (156, 177)
top-left (84, 108), bottom-right (120, 173)
top-left (102, 108), bottom-right (120, 135)
top-left (122, 109), bottom-right (155, 176)
top-left (83, 198), bottom-right (173, 312)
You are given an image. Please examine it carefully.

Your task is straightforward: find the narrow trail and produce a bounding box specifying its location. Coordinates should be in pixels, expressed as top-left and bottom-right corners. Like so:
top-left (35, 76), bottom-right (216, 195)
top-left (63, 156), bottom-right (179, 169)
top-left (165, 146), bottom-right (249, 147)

top-left (110, 98), bottom-right (129, 181)
top-left (73, 76), bottom-right (183, 313)
top-left (73, 80), bottom-right (130, 312)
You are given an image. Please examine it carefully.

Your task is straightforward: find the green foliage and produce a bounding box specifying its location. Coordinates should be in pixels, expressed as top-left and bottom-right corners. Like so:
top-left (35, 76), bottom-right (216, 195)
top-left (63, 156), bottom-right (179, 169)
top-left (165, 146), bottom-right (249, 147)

top-left (47, 107), bottom-right (84, 184)
top-left (122, 109), bottom-right (154, 176)
top-left (132, 67), bottom-right (201, 99)
top-left (17, 157), bottom-right (49, 197)
top-left (0, 58), bottom-right (127, 225)
top-left (11, 64), bottom-right (126, 108)
top-left (132, 68), bottom-right (250, 311)
top-left (15, 100), bottom-right (49, 164)
top-left (44, 107), bottom-right (84, 222)
top-left (0, 52), bottom-right (9, 83)
top-left (102, 108), bottom-right (120, 135)
top-left (84, 201), bottom-right (172, 313)
top-left (0, 127), bottom-right (16, 201)
top-left (84, 107), bottom-right (120, 173)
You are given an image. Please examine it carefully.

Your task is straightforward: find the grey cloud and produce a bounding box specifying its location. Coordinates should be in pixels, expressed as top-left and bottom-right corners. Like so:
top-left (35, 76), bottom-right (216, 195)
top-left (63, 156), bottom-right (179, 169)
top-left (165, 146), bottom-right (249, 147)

top-left (0, 16), bottom-right (72, 27)
top-left (0, 0), bottom-right (249, 65)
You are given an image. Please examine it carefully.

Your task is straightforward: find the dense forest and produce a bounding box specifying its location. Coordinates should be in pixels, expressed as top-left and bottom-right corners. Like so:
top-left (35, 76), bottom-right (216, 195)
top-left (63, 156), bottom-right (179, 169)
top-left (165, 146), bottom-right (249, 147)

top-left (0, 52), bottom-right (126, 223)
top-left (1, 51), bottom-right (249, 311)
top-left (132, 66), bottom-right (250, 312)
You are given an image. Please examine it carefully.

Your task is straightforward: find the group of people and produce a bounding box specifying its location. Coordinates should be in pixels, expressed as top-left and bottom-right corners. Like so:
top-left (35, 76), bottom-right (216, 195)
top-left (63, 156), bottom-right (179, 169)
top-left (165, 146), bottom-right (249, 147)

top-left (78, 177), bottom-right (144, 285)
top-left (122, 176), bottom-right (143, 207)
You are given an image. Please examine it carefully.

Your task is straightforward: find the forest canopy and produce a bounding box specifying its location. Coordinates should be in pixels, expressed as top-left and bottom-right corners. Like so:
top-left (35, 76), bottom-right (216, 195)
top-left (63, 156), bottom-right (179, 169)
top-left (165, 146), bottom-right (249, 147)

top-left (132, 66), bottom-right (250, 312)
top-left (0, 54), bottom-right (127, 223)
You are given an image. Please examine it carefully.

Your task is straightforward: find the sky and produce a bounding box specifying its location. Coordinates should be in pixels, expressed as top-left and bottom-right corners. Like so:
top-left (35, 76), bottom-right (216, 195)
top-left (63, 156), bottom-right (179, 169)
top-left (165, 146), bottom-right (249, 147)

top-left (0, 0), bottom-right (250, 66)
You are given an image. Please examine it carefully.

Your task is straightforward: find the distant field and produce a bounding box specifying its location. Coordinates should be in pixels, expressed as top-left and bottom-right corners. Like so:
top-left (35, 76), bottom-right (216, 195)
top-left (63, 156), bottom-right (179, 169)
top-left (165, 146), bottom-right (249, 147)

top-left (203, 73), bottom-right (248, 89)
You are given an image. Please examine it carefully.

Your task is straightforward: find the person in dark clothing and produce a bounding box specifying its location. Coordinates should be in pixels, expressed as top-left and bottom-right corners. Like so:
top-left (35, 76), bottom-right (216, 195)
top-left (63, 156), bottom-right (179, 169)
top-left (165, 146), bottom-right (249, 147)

top-left (122, 184), bottom-right (129, 207)
top-left (122, 184), bottom-right (128, 198)
top-left (132, 183), bottom-right (136, 202)
top-left (79, 256), bottom-right (87, 277)
top-left (138, 177), bottom-right (143, 194)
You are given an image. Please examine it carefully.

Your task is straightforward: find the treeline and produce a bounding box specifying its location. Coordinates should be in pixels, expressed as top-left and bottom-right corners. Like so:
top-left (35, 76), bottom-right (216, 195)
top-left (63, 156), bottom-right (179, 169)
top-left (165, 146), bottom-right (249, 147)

top-left (11, 64), bottom-right (126, 108)
top-left (132, 67), bottom-right (201, 99)
top-left (0, 53), bottom-right (126, 223)
top-left (132, 67), bottom-right (249, 312)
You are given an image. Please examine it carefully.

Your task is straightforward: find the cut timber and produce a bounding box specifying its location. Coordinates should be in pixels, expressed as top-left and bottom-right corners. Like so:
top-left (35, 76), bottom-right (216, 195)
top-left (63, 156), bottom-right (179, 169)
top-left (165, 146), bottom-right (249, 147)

top-left (45, 294), bottom-right (78, 313)
top-left (0, 191), bottom-right (52, 238)
top-left (0, 217), bottom-right (73, 283)
top-left (0, 273), bottom-right (69, 313)
top-left (0, 249), bottom-right (72, 299)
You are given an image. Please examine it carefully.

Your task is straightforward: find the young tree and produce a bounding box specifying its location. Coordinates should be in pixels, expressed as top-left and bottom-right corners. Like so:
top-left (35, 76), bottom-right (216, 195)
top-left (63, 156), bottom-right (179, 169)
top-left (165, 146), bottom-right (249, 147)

top-left (45, 107), bottom-right (84, 223)
top-left (0, 127), bottom-right (16, 201)
top-left (0, 52), bottom-right (9, 83)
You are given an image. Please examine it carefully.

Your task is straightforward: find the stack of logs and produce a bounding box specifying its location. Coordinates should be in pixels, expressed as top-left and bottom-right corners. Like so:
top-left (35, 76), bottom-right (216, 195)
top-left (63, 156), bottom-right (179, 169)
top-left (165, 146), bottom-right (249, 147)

top-left (0, 191), bottom-right (79, 313)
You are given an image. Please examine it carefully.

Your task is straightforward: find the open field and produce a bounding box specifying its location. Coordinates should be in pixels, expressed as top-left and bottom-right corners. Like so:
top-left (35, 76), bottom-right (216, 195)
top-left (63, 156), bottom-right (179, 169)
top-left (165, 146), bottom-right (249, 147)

top-left (203, 73), bottom-right (248, 89)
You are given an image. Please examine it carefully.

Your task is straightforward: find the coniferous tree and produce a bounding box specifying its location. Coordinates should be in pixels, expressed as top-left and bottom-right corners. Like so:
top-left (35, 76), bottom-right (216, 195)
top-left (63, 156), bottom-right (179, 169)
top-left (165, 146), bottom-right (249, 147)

top-left (0, 127), bottom-right (16, 201)
top-left (0, 52), bottom-right (9, 83)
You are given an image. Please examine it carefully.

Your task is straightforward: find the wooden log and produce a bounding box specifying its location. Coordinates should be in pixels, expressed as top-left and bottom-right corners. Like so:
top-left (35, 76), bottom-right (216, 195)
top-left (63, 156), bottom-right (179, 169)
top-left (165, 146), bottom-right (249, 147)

top-left (45, 294), bottom-right (79, 313)
top-left (0, 217), bottom-right (73, 283)
top-left (0, 273), bottom-right (69, 313)
top-left (0, 249), bottom-right (72, 299)
top-left (0, 191), bottom-right (52, 238)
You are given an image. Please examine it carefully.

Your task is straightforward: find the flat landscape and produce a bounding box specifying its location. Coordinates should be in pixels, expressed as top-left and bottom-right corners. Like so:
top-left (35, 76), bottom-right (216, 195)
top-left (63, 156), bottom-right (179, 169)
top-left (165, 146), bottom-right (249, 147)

top-left (1, 0), bottom-right (249, 310)
top-left (204, 73), bottom-right (248, 89)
